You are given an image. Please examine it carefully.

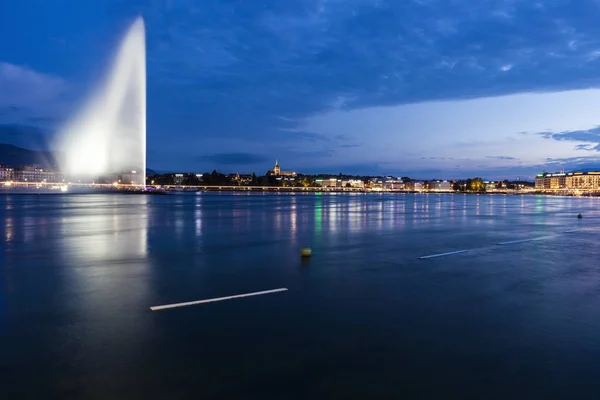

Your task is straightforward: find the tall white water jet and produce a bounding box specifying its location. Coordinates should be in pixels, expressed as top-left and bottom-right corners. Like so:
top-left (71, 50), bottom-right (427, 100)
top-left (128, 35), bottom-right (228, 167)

top-left (56, 17), bottom-right (146, 186)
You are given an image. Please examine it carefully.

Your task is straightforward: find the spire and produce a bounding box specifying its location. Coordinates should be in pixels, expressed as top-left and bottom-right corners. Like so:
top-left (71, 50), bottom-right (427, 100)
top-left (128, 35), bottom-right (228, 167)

top-left (275, 159), bottom-right (279, 167)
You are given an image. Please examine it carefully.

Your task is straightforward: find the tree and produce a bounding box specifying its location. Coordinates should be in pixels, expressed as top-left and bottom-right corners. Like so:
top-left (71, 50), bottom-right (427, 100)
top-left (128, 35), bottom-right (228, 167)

top-left (302, 177), bottom-right (314, 187)
top-left (469, 177), bottom-right (485, 192)
top-left (154, 174), bottom-right (175, 185)
top-left (182, 174), bottom-right (201, 186)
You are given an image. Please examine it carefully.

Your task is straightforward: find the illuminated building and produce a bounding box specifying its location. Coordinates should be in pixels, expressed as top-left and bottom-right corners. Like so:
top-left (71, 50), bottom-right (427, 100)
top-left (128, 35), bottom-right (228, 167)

top-left (268, 160), bottom-right (296, 177)
top-left (406, 181), bottom-right (424, 191)
top-left (173, 173), bottom-right (184, 185)
top-left (0, 165), bottom-right (14, 181)
top-left (535, 172), bottom-right (566, 189)
top-left (319, 178), bottom-right (341, 188)
top-left (341, 179), bottom-right (365, 188)
top-left (430, 180), bottom-right (452, 191)
top-left (566, 172), bottom-right (600, 190)
top-left (383, 180), bottom-right (403, 190)
top-left (536, 171), bottom-right (600, 190)
top-left (13, 166), bottom-right (63, 183)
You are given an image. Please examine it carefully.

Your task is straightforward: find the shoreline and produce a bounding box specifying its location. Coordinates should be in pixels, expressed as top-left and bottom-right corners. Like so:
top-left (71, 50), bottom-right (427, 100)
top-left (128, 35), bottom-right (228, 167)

top-left (1, 185), bottom-right (597, 197)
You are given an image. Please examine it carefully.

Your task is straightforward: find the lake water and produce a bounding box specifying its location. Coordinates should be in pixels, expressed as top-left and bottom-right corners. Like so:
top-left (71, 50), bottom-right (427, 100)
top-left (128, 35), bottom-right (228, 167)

top-left (1, 192), bottom-right (600, 399)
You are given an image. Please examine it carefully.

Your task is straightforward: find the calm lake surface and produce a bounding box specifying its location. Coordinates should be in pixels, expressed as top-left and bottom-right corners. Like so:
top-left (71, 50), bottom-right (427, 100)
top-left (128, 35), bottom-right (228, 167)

top-left (2, 192), bottom-right (600, 399)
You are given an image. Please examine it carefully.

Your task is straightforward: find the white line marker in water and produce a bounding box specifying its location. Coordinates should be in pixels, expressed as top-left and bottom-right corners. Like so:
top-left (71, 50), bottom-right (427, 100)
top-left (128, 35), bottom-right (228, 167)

top-left (419, 250), bottom-right (468, 260)
top-left (150, 288), bottom-right (288, 311)
top-left (497, 237), bottom-right (552, 245)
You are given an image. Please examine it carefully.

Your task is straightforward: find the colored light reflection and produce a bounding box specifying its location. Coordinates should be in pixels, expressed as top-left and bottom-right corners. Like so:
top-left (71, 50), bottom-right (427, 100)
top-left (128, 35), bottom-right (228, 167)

top-left (315, 193), bottom-right (322, 234)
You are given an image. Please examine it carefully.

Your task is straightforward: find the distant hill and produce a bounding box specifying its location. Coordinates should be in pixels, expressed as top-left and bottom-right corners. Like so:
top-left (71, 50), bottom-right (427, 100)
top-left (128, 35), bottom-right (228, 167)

top-left (0, 143), bottom-right (59, 168)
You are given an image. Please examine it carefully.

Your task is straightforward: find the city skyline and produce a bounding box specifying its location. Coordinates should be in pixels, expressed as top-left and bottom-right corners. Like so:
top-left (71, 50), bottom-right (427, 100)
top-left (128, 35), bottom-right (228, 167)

top-left (4, 1), bottom-right (600, 179)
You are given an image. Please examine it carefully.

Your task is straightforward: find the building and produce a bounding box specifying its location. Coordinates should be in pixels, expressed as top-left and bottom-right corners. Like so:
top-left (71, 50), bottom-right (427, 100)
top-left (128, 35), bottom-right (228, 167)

top-left (317, 178), bottom-right (341, 188)
top-left (535, 172), bottom-right (567, 190)
top-left (268, 160), bottom-right (296, 177)
top-left (13, 166), bottom-right (63, 183)
top-left (484, 181), bottom-right (497, 191)
top-left (0, 165), bottom-right (14, 181)
top-left (384, 180), bottom-right (404, 190)
top-left (566, 172), bottom-right (600, 190)
top-left (429, 180), bottom-right (452, 191)
top-left (535, 174), bottom-right (546, 190)
top-left (536, 171), bottom-right (600, 190)
top-left (342, 179), bottom-right (365, 189)
top-left (172, 173), bottom-right (185, 185)
top-left (406, 181), bottom-right (424, 191)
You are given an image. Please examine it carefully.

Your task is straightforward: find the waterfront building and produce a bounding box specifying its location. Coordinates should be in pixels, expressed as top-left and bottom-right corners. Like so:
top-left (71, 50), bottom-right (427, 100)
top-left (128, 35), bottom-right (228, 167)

top-left (384, 180), bottom-right (404, 190)
top-left (172, 173), bottom-right (184, 185)
top-left (535, 172), bottom-right (566, 190)
top-left (0, 164), bottom-right (14, 181)
top-left (341, 179), bottom-right (365, 188)
top-left (536, 171), bottom-right (600, 190)
top-left (430, 180), bottom-right (452, 191)
top-left (566, 172), bottom-right (600, 190)
top-left (534, 174), bottom-right (545, 190)
top-left (13, 166), bottom-right (63, 183)
top-left (406, 181), bottom-right (424, 191)
top-left (484, 181), bottom-right (497, 191)
top-left (319, 178), bottom-right (341, 188)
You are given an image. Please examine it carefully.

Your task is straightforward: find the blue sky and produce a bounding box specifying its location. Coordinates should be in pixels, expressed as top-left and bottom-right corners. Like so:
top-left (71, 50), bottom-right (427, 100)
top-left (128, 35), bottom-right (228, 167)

top-left (3, 0), bottom-right (600, 179)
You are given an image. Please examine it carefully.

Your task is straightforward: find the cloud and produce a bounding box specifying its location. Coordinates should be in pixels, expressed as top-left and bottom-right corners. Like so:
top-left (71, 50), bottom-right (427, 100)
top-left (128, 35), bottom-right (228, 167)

top-left (0, 63), bottom-right (70, 133)
top-left (486, 156), bottom-right (516, 160)
top-left (0, 62), bottom-right (67, 110)
top-left (109, 0), bottom-right (600, 133)
top-left (575, 144), bottom-right (594, 151)
top-left (538, 126), bottom-right (600, 151)
top-left (198, 153), bottom-right (269, 165)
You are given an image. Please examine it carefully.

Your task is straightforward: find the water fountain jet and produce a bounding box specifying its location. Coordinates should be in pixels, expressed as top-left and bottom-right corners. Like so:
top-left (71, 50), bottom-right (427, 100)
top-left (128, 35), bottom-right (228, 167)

top-left (55, 17), bottom-right (146, 188)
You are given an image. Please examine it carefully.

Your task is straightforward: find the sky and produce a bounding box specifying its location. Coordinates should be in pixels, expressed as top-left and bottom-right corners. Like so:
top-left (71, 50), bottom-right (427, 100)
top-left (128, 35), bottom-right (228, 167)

top-left (3, 0), bottom-right (600, 179)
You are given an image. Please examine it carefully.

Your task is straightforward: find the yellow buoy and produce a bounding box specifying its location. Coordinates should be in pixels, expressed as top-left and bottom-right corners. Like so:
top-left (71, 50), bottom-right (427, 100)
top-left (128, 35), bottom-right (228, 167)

top-left (301, 247), bottom-right (312, 257)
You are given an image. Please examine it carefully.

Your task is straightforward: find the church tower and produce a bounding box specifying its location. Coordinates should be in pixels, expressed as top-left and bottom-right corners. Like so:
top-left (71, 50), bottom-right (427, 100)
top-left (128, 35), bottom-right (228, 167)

top-left (273, 159), bottom-right (280, 176)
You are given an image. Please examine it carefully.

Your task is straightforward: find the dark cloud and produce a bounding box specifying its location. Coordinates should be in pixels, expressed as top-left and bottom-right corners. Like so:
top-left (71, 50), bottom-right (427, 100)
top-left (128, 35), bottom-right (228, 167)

top-left (198, 153), bottom-right (269, 165)
top-left (538, 126), bottom-right (600, 152)
top-left (575, 144), bottom-right (594, 151)
top-left (106, 0), bottom-right (600, 143)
